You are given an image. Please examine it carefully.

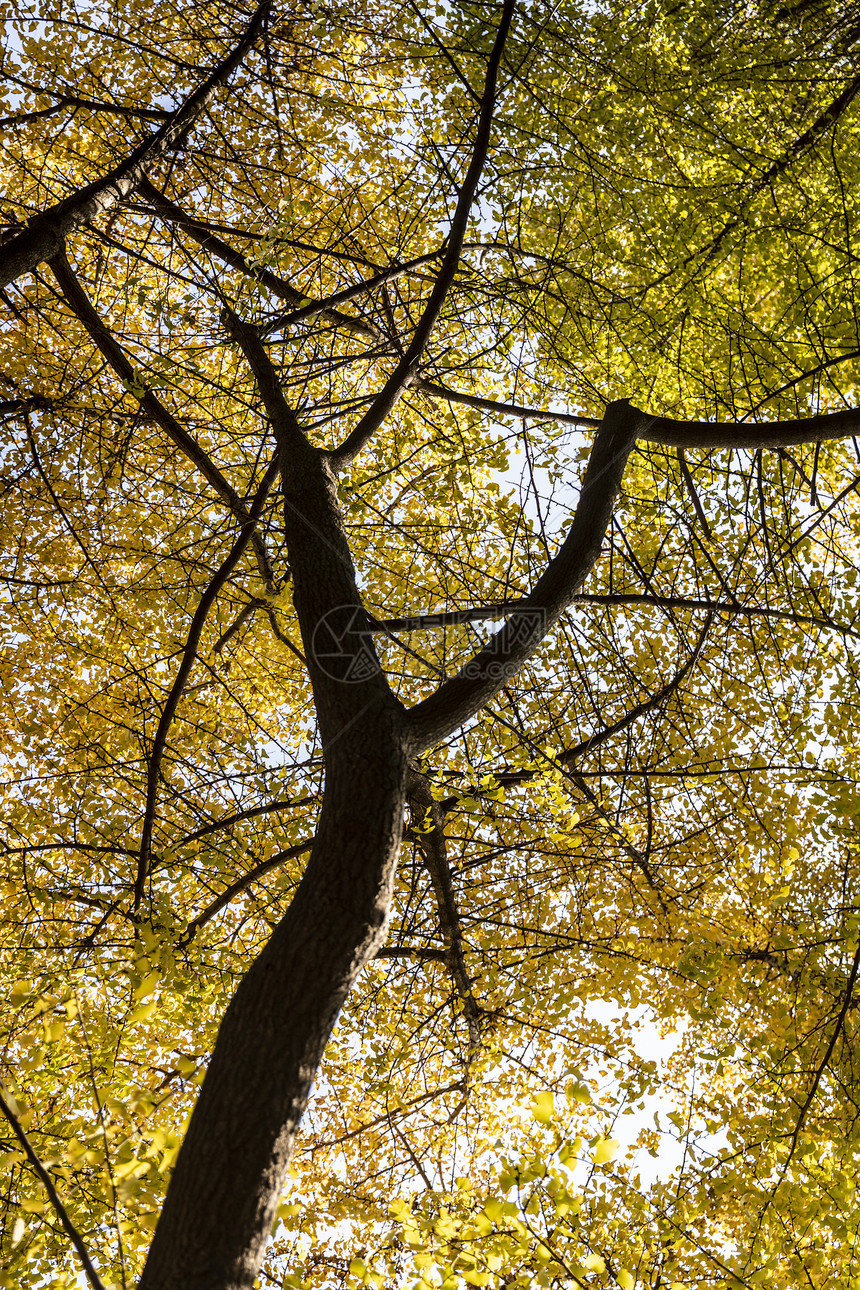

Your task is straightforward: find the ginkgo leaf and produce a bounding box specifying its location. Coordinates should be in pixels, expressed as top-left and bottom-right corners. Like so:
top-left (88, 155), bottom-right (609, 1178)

top-left (592, 1138), bottom-right (621, 1165)
top-left (530, 1092), bottom-right (554, 1123)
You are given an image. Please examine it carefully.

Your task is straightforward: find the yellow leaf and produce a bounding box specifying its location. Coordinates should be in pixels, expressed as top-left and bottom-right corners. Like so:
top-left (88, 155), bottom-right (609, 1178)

top-left (115, 1156), bottom-right (150, 1180)
top-left (128, 999), bottom-right (157, 1025)
top-left (531, 1091), bottom-right (554, 1123)
top-left (566, 1081), bottom-right (592, 1104)
top-left (134, 970), bottom-right (161, 1002)
top-left (592, 1137), bottom-right (620, 1164)
top-left (10, 980), bottom-right (31, 1006)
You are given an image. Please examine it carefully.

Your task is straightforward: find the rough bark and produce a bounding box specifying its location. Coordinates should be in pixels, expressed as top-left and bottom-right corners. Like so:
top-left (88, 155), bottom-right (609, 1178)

top-left (138, 434), bottom-right (408, 1289)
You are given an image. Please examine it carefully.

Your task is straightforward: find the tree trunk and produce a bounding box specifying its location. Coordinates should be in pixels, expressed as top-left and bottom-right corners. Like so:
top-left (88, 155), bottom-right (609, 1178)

top-left (138, 725), bottom-right (407, 1290)
top-left (139, 444), bottom-right (409, 1289)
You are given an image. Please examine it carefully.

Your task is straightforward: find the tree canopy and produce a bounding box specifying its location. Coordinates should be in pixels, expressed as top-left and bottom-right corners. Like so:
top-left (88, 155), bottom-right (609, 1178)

top-left (2, 1), bottom-right (860, 1288)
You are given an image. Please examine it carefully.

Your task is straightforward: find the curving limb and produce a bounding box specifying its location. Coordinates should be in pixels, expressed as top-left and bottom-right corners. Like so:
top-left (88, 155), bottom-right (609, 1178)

top-left (417, 377), bottom-right (860, 450)
top-left (0, 0), bottom-right (271, 288)
top-left (48, 248), bottom-right (278, 591)
top-left (415, 375), bottom-right (602, 428)
top-left (405, 400), bottom-right (639, 753)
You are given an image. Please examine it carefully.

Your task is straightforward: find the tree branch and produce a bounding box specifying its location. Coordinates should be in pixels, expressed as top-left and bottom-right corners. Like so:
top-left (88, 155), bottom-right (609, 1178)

top-left (375, 945), bottom-right (446, 963)
top-left (223, 311), bottom-right (312, 469)
top-left (437, 616), bottom-right (711, 808)
top-left (138, 178), bottom-right (380, 341)
top-left (0, 96), bottom-right (169, 129)
top-left (0, 1084), bottom-right (106, 1290)
top-left (213, 599), bottom-right (261, 654)
top-left (640, 68), bottom-right (860, 293)
top-left (416, 383), bottom-right (860, 450)
top-left (0, 0), bottom-right (270, 287)
top-left (175, 798), bottom-right (315, 847)
top-left (2, 841), bottom-right (139, 860)
top-left (0, 393), bottom-right (54, 417)
top-left (639, 404), bottom-right (860, 450)
top-left (369, 592), bottom-right (858, 639)
top-left (135, 454), bottom-right (280, 910)
top-left (677, 447), bottom-right (713, 540)
top-left (261, 247), bottom-right (445, 335)
top-left (415, 376), bottom-right (602, 428)
top-left (784, 935), bottom-right (860, 1167)
top-left (408, 768), bottom-right (482, 1072)
top-left (566, 771), bottom-right (668, 911)
top-left (307, 1080), bottom-right (466, 1152)
top-left (327, 0), bottom-right (516, 471)
top-left (181, 838), bottom-right (313, 944)
top-left (47, 247), bottom-right (277, 591)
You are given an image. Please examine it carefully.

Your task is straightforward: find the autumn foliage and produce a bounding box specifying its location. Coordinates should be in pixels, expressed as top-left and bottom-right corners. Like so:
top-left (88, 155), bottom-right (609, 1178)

top-left (2, 1), bottom-right (860, 1288)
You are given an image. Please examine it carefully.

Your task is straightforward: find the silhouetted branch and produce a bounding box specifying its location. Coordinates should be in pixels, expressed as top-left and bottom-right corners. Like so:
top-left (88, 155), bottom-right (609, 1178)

top-left (0, 1084), bottom-right (106, 1290)
top-left (0, 0), bottom-right (271, 287)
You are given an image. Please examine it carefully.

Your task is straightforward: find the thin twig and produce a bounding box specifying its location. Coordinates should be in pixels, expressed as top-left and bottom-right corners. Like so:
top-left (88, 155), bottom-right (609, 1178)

top-left (677, 448), bottom-right (713, 540)
top-left (181, 837), bottom-right (313, 943)
top-left (785, 936), bottom-right (860, 1167)
top-left (135, 455), bottom-right (280, 909)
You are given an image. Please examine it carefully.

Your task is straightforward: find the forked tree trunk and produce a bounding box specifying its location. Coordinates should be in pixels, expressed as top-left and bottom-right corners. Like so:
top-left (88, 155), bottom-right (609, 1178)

top-left (139, 401), bottom-right (637, 1288)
